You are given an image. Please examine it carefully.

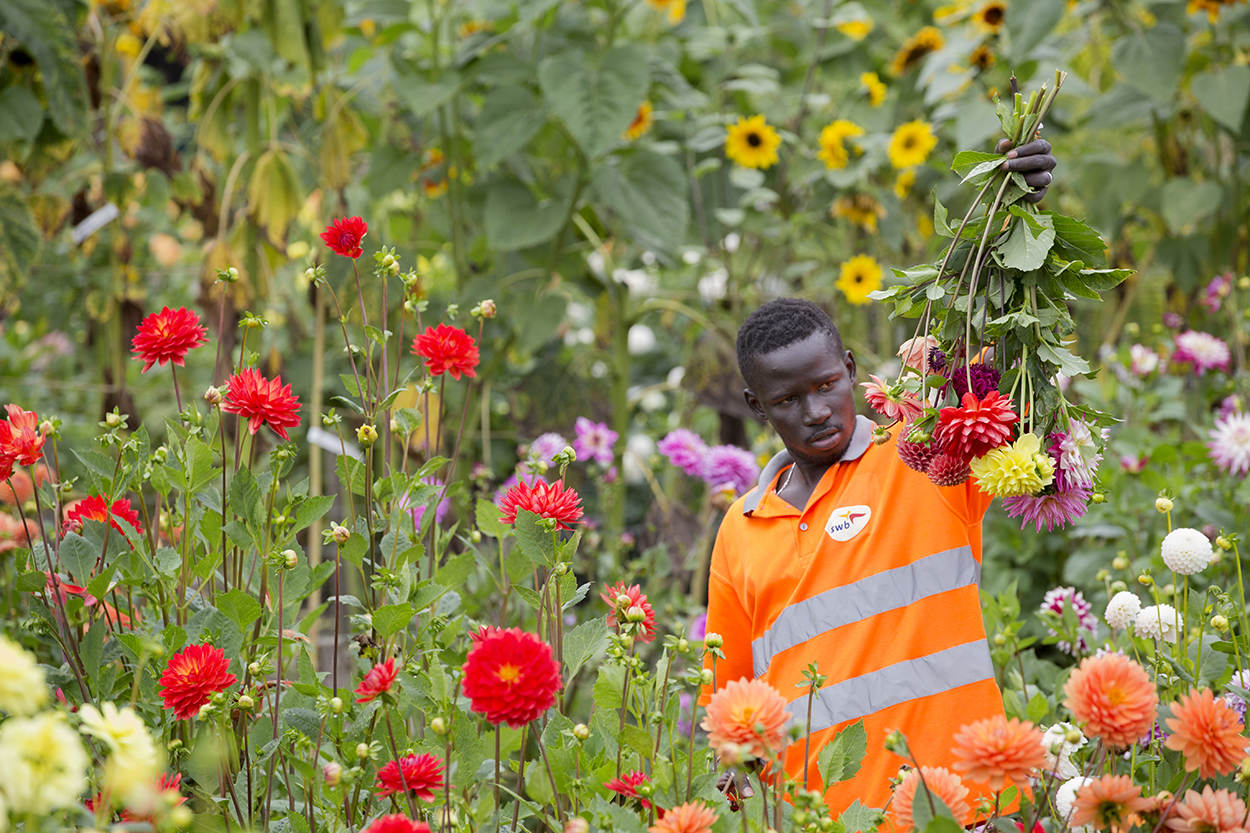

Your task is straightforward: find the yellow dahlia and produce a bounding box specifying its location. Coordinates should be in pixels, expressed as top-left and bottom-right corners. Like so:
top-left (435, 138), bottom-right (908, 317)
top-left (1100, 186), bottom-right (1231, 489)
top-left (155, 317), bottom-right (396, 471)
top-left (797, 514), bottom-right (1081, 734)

top-left (725, 115), bottom-right (781, 170)
top-left (79, 702), bottom-right (163, 808)
top-left (888, 120), bottom-right (938, 169)
top-left (894, 169), bottom-right (916, 199)
top-left (817, 119), bottom-right (865, 169)
top-left (970, 433), bottom-right (1055, 496)
top-left (837, 255), bottom-right (883, 305)
top-left (0, 712), bottom-right (89, 814)
top-left (860, 72), bottom-right (887, 107)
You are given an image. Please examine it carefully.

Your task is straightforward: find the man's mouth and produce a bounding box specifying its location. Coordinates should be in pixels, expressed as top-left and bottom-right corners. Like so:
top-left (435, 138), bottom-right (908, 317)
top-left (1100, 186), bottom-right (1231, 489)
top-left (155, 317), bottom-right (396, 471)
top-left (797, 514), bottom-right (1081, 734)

top-left (809, 428), bottom-right (839, 446)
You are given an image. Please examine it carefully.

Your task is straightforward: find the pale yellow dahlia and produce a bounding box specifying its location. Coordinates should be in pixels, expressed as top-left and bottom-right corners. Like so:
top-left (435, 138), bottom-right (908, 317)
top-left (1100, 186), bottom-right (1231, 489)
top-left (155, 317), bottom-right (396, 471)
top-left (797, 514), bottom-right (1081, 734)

top-left (0, 634), bottom-right (48, 716)
top-left (970, 433), bottom-right (1055, 496)
top-left (79, 702), bottom-right (163, 807)
top-left (0, 712), bottom-right (89, 814)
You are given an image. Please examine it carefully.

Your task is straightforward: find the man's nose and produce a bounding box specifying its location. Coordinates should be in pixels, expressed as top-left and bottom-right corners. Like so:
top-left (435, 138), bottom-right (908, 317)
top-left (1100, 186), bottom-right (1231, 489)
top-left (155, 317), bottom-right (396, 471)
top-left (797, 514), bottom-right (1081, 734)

top-left (801, 396), bottom-right (831, 424)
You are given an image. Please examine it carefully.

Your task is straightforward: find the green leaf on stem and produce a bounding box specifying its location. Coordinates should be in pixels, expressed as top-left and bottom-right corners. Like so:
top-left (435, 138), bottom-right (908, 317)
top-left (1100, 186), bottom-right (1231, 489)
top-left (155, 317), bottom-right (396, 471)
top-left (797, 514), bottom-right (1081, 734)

top-left (818, 719), bottom-right (867, 786)
top-left (591, 662), bottom-right (626, 710)
top-left (217, 588), bottom-right (263, 631)
top-left (513, 509), bottom-right (556, 567)
top-left (373, 603), bottom-right (414, 639)
top-left (912, 781), bottom-right (958, 829)
top-left (475, 498), bottom-right (510, 540)
top-left (1191, 66), bottom-right (1250, 133)
top-left (475, 85), bottom-right (548, 169)
top-left (838, 800), bottom-right (882, 833)
top-left (60, 533), bottom-right (94, 581)
top-left (538, 45), bottom-right (651, 159)
top-left (563, 618), bottom-right (609, 681)
top-left (1036, 341), bottom-right (1090, 376)
top-left (998, 207), bottom-right (1055, 271)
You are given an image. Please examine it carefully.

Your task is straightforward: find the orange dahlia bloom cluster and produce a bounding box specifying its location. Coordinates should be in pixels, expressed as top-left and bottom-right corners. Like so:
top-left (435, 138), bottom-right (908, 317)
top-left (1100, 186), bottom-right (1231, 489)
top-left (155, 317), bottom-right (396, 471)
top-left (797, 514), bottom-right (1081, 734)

top-left (1165, 786), bottom-right (1249, 833)
top-left (130, 306), bottom-right (208, 373)
top-left (354, 657), bottom-right (398, 704)
top-left (158, 643), bottom-right (237, 719)
top-left (1063, 653), bottom-right (1158, 747)
top-left (1070, 774), bottom-right (1152, 833)
top-left (951, 714), bottom-right (1046, 790)
top-left (1164, 688), bottom-right (1250, 778)
top-left (411, 323), bottom-right (480, 381)
top-left (701, 677), bottom-right (790, 760)
top-left (648, 801), bottom-right (717, 833)
top-left (889, 766), bottom-right (972, 830)
top-left (461, 626), bottom-right (561, 727)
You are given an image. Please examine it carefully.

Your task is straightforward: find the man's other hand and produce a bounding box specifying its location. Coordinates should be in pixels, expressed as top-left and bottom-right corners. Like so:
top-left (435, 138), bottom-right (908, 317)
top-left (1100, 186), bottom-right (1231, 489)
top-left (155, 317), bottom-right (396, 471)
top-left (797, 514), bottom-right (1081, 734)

top-left (996, 138), bottom-right (1056, 204)
top-left (716, 769), bottom-right (755, 811)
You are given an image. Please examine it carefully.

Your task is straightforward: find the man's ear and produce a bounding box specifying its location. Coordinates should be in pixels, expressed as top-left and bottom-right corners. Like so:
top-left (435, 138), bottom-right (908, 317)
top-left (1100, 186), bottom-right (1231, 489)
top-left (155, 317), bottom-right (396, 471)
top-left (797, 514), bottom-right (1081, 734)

top-left (744, 388), bottom-right (766, 421)
top-left (843, 349), bottom-right (857, 381)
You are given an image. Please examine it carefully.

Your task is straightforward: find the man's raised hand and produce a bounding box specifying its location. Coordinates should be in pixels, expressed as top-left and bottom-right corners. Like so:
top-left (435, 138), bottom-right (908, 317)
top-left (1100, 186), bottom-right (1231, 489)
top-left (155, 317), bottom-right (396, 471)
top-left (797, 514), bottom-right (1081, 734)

top-left (996, 137), bottom-right (1056, 204)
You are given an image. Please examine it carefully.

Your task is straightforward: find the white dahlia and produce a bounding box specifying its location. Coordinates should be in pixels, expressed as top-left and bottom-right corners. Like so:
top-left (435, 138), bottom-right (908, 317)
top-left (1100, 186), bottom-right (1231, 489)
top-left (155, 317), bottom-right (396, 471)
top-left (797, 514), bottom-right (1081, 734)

top-left (0, 712), bottom-right (89, 814)
top-left (1104, 591), bottom-right (1142, 631)
top-left (0, 634), bottom-right (49, 716)
top-left (1160, 527), bottom-right (1214, 576)
top-left (1134, 604), bottom-right (1181, 643)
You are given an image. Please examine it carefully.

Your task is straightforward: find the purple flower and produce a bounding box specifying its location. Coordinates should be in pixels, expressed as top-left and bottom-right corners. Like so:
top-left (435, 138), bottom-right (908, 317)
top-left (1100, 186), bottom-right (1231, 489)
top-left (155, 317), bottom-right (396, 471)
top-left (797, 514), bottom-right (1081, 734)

top-left (950, 363), bottom-right (1001, 400)
top-left (1208, 411), bottom-right (1250, 476)
top-left (1163, 311), bottom-right (1184, 329)
top-left (1173, 330), bottom-right (1231, 374)
top-left (1002, 484), bottom-right (1091, 534)
top-left (493, 470), bottom-right (547, 506)
top-left (573, 417), bottom-right (618, 467)
top-left (1218, 394), bottom-right (1245, 421)
top-left (701, 444), bottom-right (759, 495)
top-left (677, 691), bottom-right (695, 736)
top-left (405, 477), bottom-right (450, 530)
top-left (1036, 586), bottom-right (1097, 654)
top-left (1202, 273), bottom-right (1232, 313)
top-left (689, 612), bottom-right (707, 642)
top-left (658, 429), bottom-right (708, 477)
top-left (525, 432), bottom-right (569, 468)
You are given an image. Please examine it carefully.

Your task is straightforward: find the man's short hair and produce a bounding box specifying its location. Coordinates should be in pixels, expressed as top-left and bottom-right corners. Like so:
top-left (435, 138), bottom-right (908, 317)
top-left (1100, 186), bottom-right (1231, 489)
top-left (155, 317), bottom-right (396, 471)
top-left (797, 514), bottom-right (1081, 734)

top-left (736, 298), bottom-right (843, 385)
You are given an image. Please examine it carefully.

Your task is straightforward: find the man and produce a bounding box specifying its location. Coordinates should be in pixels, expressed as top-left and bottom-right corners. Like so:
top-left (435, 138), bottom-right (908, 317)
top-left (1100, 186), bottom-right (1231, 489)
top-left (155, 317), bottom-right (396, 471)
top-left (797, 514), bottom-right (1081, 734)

top-left (701, 142), bottom-right (1057, 814)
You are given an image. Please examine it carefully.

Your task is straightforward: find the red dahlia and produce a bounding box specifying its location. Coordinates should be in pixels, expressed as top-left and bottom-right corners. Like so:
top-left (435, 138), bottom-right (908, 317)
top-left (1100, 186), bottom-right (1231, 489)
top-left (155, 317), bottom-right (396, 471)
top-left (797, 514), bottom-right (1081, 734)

top-left (63, 495), bottom-right (145, 536)
top-left (373, 753), bottom-right (445, 801)
top-left (461, 626), bottom-right (561, 727)
top-left (600, 582), bottom-right (657, 643)
top-left (158, 643), bottom-right (238, 719)
top-left (221, 368), bottom-right (302, 441)
top-left (320, 216), bottom-right (368, 259)
top-left (927, 452), bottom-right (971, 487)
top-left (497, 479), bottom-right (583, 530)
top-left (605, 771), bottom-right (655, 810)
top-left (362, 816), bottom-right (433, 833)
top-left (934, 391), bottom-right (1018, 461)
top-left (355, 657), bottom-right (398, 703)
top-left (411, 324), bottom-right (480, 381)
top-left (130, 306), bottom-right (209, 373)
top-left (0, 404), bottom-right (47, 466)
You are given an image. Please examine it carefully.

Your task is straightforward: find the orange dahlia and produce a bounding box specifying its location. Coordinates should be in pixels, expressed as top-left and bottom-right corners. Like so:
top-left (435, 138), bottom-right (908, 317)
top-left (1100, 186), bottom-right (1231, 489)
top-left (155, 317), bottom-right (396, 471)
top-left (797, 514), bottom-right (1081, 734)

top-left (354, 657), bottom-right (398, 704)
top-left (1165, 787), bottom-right (1249, 833)
top-left (221, 368), bottom-right (302, 441)
top-left (1063, 653), bottom-right (1158, 747)
top-left (461, 626), bottom-right (561, 727)
top-left (1070, 774), bottom-right (1151, 833)
top-left (1164, 688), bottom-right (1250, 778)
top-left (889, 766), bottom-right (972, 830)
top-left (951, 715), bottom-right (1046, 790)
top-left (373, 753), bottom-right (444, 801)
top-left (130, 306), bottom-right (209, 373)
top-left (649, 801), bottom-right (717, 833)
top-left (62, 495), bottom-right (144, 536)
top-left (701, 677), bottom-right (790, 759)
top-left (497, 479), bottom-right (584, 530)
top-left (158, 643), bottom-right (237, 719)
top-left (411, 323), bottom-right (480, 381)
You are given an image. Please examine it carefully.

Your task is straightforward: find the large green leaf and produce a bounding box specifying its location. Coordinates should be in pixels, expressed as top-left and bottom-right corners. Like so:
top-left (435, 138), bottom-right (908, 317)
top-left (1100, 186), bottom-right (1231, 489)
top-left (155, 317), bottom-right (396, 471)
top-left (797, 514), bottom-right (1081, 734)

top-left (483, 175), bottom-right (575, 251)
top-left (1006, 0), bottom-right (1065, 61)
top-left (817, 719), bottom-right (867, 786)
top-left (538, 45), bottom-right (650, 159)
top-left (0, 184), bottom-right (41, 284)
top-left (1191, 66), bottom-right (1250, 134)
top-left (1160, 178), bottom-right (1222, 235)
top-left (474, 85), bottom-right (547, 169)
top-left (395, 70), bottom-right (462, 118)
top-left (1112, 24), bottom-right (1185, 103)
top-left (0, 0), bottom-right (88, 135)
top-left (998, 207), bottom-right (1055, 272)
top-left (0, 85), bottom-right (44, 143)
top-left (590, 150), bottom-right (689, 251)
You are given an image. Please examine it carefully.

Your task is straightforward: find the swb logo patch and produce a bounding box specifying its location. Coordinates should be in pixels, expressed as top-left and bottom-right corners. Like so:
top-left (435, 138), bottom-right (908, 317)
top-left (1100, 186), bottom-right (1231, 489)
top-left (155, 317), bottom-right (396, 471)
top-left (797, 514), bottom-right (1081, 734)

top-left (825, 505), bottom-right (871, 541)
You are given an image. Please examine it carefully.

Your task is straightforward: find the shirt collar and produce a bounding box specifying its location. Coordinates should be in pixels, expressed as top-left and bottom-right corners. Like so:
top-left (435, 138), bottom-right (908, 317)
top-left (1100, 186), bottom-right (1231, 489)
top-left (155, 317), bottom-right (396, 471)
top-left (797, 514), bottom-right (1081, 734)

top-left (740, 414), bottom-right (877, 516)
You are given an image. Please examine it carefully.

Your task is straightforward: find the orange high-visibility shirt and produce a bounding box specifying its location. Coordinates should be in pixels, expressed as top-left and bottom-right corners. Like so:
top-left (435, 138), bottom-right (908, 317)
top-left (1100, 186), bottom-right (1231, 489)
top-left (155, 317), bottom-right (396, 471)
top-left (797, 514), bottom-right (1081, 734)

top-left (701, 415), bottom-right (1003, 813)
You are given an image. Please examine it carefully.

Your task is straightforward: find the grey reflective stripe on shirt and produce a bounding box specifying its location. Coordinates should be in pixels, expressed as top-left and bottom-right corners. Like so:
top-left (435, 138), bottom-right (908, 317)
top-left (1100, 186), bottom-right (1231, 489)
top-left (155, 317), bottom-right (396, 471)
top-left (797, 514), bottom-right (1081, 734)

top-left (785, 639), bottom-right (995, 734)
top-left (751, 545), bottom-right (980, 677)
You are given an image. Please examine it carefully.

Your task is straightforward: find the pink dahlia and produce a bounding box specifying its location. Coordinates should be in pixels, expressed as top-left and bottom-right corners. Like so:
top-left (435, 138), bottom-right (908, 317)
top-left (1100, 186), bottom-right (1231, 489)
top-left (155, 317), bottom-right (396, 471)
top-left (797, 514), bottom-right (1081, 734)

top-left (1037, 586), bottom-right (1097, 654)
top-left (1001, 482), bottom-right (1091, 534)
top-left (1173, 330), bottom-right (1231, 374)
top-left (658, 429), bottom-right (707, 477)
top-left (601, 582), bottom-right (657, 643)
top-left (574, 417), bottom-right (618, 467)
top-left (860, 374), bottom-right (924, 422)
top-left (700, 445), bottom-right (758, 495)
top-left (1208, 411), bottom-right (1250, 476)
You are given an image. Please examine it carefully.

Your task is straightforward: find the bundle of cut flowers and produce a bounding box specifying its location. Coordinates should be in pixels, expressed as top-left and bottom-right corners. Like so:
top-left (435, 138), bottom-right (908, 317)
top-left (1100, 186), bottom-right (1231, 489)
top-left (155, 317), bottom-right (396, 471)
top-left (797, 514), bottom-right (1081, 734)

top-left (870, 72), bottom-right (1129, 532)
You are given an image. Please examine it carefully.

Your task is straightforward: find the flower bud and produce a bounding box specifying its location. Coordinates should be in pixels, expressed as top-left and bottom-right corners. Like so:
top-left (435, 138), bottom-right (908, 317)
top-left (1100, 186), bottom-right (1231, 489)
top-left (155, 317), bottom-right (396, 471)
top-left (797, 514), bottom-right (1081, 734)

top-left (1110, 580), bottom-right (1127, 594)
top-left (478, 298), bottom-right (497, 318)
top-left (565, 818), bottom-right (590, 833)
top-left (794, 812), bottom-right (811, 827)
top-left (573, 723), bottom-right (590, 741)
top-left (324, 762), bottom-right (342, 786)
top-left (204, 386), bottom-right (223, 405)
top-left (430, 717), bottom-right (448, 735)
top-left (304, 267), bottom-right (318, 283)
top-left (331, 522), bottom-right (351, 545)
top-left (282, 549), bottom-right (298, 569)
top-left (167, 738), bottom-right (183, 751)
top-left (626, 605), bottom-right (647, 623)
top-left (1217, 535), bottom-right (1232, 551)
top-left (356, 742), bottom-right (370, 760)
top-left (992, 633), bottom-right (1007, 647)
top-left (236, 694), bottom-right (254, 711)
top-left (1065, 727), bottom-right (1083, 744)
top-left (615, 593), bottom-right (632, 607)
top-left (329, 696), bottom-right (343, 714)
top-left (218, 266), bottom-right (240, 283)
top-left (705, 632), bottom-right (723, 649)
top-left (470, 529), bottom-right (482, 543)
top-left (1212, 615), bottom-right (1230, 632)
top-left (700, 668), bottom-right (713, 685)
top-left (883, 730), bottom-right (906, 754)
top-left (1155, 496), bottom-right (1173, 513)
top-left (1091, 492), bottom-right (1106, 504)
top-left (105, 411), bottom-right (123, 428)
top-left (872, 425), bottom-right (891, 445)
top-left (1112, 555), bottom-right (1129, 570)
top-left (1096, 569), bottom-right (1110, 582)
top-left (169, 805), bottom-right (194, 828)
top-left (1138, 573), bottom-right (1154, 586)
top-left (1239, 758), bottom-right (1250, 781)
top-left (357, 423), bottom-right (378, 447)
top-left (39, 420), bottom-right (54, 436)
top-left (677, 638), bottom-right (689, 653)
top-left (248, 662), bottom-right (261, 676)
top-left (197, 702), bottom-right (214, 719)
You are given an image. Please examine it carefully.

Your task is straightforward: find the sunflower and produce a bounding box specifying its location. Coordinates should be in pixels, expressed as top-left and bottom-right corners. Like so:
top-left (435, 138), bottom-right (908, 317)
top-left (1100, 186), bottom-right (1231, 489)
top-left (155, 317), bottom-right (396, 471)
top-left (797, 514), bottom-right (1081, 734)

top-left (894, 169), bottom-right (916, 199)
top-left (889, 26), bottom-right (945, 75)
top-left (837, 255), bottom-right (884, 305)
top-left (973, 1), bottom-right (1007, 33)
top-left (625, 101), bottom-right (653, 141)
top-left (970, 44), bottom-right (996, 72)
top-left (888, 120), bottom-right (938, 169)
top-left (725, 115), bottom-right (781, 170)
top-left (831, 194), bottom-right (884, 233)
top-left (817, 120), bottom-right (865, 169)
top-left (860, 72), bottom-right (887, 107)
top-left (835, 18), bottom-right (873, 40)
top-left (1187, 0), bottom-right (1239, 20)
top-left (647, 0), bottom-right (686, 24)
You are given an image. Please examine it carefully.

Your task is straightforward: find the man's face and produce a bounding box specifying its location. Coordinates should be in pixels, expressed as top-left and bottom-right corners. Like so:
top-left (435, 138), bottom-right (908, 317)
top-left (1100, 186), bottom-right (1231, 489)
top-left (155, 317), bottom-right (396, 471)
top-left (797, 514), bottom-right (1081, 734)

top-left (743, 330), bottom-right (858, 465)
